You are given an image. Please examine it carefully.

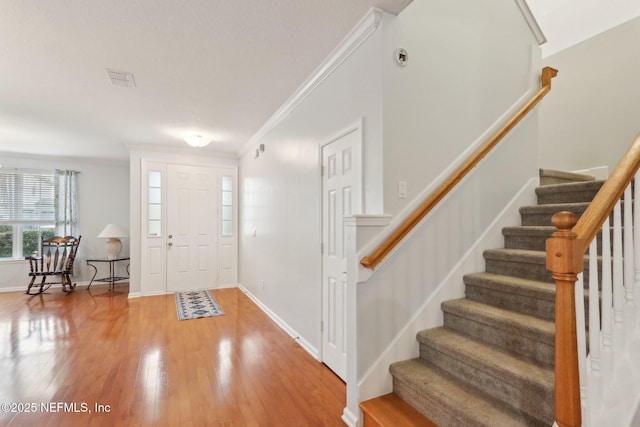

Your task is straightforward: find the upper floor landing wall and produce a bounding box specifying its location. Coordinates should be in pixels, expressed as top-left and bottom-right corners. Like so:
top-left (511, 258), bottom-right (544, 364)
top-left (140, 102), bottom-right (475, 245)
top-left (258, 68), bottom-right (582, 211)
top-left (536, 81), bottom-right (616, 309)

top-left (381, 0), bottom-right (543, 216)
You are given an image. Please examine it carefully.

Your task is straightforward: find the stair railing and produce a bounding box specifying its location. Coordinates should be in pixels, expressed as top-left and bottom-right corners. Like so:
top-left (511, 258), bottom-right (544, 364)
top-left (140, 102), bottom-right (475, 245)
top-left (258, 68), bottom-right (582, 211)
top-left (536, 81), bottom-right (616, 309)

top-left (360, 66), bottom-right (558, 270)
top-left (547, 134), bottom-right (640, 427)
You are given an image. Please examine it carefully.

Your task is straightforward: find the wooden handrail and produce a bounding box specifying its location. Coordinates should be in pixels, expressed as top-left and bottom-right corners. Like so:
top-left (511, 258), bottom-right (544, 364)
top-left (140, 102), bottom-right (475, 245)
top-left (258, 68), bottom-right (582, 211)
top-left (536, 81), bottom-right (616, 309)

top-left (360, 66), bottom-right (558, 269)
top-left (547, 132), bottom-right (640, 427)
top-left (573, 134), bottom-right (640, 248)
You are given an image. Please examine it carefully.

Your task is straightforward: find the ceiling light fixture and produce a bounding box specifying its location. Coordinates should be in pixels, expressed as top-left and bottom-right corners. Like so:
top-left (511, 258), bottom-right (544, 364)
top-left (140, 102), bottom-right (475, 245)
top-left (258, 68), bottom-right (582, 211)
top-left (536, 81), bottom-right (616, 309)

top-left (185, 135), bottom-right (210, 148)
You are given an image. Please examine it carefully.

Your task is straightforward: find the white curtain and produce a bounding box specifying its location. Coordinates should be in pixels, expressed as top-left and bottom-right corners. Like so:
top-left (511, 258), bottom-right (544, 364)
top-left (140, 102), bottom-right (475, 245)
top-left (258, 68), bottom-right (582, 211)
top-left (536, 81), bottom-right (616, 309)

top-left (54, 170), bottom-right (78, 237)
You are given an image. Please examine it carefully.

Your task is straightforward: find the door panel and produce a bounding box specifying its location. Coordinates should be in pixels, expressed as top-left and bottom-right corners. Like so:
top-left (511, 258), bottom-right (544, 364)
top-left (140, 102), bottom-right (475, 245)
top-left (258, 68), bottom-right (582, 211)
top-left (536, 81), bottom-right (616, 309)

top-left (321, 127), bottom-right (361, 381)
top-left (166, 164), bottom-right (218, 292)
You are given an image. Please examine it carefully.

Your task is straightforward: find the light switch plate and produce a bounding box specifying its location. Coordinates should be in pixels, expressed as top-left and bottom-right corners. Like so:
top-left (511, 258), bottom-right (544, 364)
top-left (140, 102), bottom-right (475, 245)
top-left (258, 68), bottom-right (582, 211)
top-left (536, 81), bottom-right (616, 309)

top-left (399, 181), bottom-right (407, 198)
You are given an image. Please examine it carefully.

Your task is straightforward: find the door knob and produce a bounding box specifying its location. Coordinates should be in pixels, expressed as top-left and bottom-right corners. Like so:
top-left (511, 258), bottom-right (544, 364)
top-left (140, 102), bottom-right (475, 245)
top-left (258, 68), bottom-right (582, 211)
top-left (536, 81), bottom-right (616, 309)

top-left (168, 234), bottom-right (173, 239)
top-left (168, 242), bottom-right (173, 247)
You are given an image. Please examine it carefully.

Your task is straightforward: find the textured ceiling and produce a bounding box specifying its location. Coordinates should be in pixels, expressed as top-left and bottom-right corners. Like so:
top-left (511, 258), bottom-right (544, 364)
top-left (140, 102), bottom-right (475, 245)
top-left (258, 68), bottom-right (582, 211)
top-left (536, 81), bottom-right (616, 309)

top-left (0, 0), bottom-right (410, 161)
top-left (1, 0), bottom-right (637, 163)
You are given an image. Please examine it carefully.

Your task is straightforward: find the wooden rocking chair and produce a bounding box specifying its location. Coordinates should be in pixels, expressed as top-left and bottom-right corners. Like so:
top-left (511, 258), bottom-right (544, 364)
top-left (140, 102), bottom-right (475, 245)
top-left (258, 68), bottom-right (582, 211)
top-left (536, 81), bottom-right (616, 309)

top-left (25, 235), bottom-right (81, 295)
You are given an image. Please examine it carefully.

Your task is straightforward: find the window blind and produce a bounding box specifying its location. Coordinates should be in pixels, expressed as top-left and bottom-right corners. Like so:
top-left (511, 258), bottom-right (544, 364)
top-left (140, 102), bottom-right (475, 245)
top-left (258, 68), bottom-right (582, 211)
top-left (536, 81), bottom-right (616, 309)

top-left (0, 170), bottom-right (55, 223)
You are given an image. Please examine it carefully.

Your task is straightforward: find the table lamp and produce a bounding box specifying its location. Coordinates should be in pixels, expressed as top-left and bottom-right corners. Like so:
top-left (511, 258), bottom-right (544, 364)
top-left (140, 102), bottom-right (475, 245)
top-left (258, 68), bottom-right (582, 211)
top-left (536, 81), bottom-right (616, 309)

top-left (98, 224), bottom-right (128, 259)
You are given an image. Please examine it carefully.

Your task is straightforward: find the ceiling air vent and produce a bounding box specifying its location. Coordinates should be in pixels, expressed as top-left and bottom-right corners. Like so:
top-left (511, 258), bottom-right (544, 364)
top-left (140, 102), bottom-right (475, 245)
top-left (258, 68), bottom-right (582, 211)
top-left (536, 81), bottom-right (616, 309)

top-left (106, 69), bottom-right (136, 88)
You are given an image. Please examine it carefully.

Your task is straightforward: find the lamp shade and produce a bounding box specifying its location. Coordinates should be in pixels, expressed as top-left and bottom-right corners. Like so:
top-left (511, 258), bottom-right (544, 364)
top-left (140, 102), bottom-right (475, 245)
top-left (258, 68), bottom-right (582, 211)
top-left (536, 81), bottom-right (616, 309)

top-left (98, 224), bottom-right (128, 238)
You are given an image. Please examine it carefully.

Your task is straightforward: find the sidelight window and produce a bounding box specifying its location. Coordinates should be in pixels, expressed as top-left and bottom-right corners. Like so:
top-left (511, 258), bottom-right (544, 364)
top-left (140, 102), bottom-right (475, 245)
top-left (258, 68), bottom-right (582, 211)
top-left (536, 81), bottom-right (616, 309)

top-left (221, 176), bottom-right (233, 237)
top-left (148, 170), bottom-right (162, 237)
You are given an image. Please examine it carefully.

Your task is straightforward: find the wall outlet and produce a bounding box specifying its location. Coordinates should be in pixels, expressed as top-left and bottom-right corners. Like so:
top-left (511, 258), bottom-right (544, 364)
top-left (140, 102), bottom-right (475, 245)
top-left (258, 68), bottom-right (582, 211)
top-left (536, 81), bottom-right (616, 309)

top-left (261, 280), bottom-right (265, 289)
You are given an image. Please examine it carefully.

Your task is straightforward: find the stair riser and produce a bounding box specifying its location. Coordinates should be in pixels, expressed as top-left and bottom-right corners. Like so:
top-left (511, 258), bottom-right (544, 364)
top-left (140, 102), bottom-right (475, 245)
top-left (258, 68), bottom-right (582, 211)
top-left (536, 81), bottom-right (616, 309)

top-left (521, 209), bottom-right (625, 228)
top-left (392, 360), bottom-right (549, 427)
top-left (539, 169), bottom-right (596, 186)
top-left (536, 188), bottom-right (601, 204)
top-left (504, 232), bottom-right (605, 253)
top-left (520, 209), bottom-right (586, 226)
top-left (393, 377), bottom-right (490, 427)
top-left (540, 177), bottom-right (592, 185)
top-left (465, 283), bottom-right (594, 328)
top-left (443, 312), bottom-right (554, 366)
top-left (485, 258), bottom-right (552, 283)
top-left (503, 234), bottom-right (550, 251)
top-left (393, 377), bottom-right (550, 427)
top-left (419, 345), bottom-right (554, 424)
top-left (484, 257), bottom-right (597, 285)
top-left (465, 284), bottom-right (555, 320)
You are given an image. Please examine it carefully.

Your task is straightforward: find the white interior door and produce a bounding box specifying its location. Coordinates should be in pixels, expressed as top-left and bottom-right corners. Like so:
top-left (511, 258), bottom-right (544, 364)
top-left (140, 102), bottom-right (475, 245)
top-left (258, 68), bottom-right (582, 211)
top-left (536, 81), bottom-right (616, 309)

top-left (321, 127), bottom-right (361, 381)
top-left (166, 164), bottom-right (218, 292)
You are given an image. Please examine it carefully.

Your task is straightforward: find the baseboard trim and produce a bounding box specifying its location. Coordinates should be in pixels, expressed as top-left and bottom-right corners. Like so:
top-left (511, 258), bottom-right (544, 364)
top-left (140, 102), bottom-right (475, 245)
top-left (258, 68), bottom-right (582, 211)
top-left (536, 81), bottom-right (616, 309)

top-left (0, 286), bottom-right (26, 293)
top-left (574, 165), bottom-right (609, 180)
top-left (341, 406), bottom-right (359, 427)
top-left (0, 280), bottom-right (94, 293)
top-left (136, 284), bottom-right (240, 298)
top-left (238, 284), bottom-right (319, 360)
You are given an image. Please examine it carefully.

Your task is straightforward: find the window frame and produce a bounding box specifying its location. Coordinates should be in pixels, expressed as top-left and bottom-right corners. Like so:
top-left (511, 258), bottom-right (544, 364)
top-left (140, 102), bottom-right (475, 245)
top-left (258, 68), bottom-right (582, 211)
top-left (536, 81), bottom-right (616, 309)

top-left (0, 169), bottom-right (56, 260)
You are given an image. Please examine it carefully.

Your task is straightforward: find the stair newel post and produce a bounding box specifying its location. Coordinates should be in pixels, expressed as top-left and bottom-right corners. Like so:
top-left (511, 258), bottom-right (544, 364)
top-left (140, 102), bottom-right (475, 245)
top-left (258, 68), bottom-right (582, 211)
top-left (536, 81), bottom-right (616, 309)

top-left (546, 211), bottom-right (583, 427)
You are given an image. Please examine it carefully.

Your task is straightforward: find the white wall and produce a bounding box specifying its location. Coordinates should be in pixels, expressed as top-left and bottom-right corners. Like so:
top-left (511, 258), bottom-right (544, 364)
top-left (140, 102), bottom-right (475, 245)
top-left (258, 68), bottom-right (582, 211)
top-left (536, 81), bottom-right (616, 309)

top-left (238, 20), bottom-right (385, 356)
top-left (381, 0), bottom-right (540, 216)
top-left (538, 17), bottom-right (640, 172)
top-left (0, 153), bottom-right (129, 291)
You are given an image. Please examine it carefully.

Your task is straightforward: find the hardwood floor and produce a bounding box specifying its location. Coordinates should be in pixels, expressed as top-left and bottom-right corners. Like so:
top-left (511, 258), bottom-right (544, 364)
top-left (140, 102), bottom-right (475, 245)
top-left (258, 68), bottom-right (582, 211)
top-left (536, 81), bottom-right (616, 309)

top-left (0, 285), bottom-right (346, 426)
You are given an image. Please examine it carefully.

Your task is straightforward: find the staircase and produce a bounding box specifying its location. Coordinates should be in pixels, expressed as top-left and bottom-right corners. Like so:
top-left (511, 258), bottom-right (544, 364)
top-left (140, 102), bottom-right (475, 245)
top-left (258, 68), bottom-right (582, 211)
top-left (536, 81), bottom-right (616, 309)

top-left (361, 170), bottom-right (603, 427)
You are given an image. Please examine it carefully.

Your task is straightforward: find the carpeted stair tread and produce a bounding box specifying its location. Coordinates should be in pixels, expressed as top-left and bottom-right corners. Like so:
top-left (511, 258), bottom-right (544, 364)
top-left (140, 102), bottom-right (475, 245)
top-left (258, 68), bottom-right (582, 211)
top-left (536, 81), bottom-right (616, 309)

top-left (463, 272), bottom-right (555, 318)
top-left (465, 272), bottom-right (554, 297)
top-left (483, 248), bottom-right (596, 284)
top-left (464, 272), bottom-right (594, 321)
top-left (441, 299), bottom-right (554, 344)
top-left (502, 225), bottom-right (557, 236)
top-left (484, 248), bottom-right (546, 261)
top-left (539, 168), bottom-right (595, 185)
top-left (442, 298), bottom-right (554, 365)
top-left (417, 327), bottom-right (554, 423)
top-left (391, 358), bottom-right (547, 427)
top-left (483, 248), bottom-right (548, 277)
top-left (484, 247), bottom-right (545, 258)
top-left (519, 202), bottom-right (590, 226)
top-left (535, 180), bottom-right (604, 204)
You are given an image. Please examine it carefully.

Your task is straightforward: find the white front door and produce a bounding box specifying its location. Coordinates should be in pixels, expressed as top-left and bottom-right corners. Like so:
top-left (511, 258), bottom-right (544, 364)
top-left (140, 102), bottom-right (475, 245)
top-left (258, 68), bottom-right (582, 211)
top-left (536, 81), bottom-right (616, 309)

top-left (321, 127), bottom-right (361, 381)
top-left (166, 164), bottom-right (218, 292)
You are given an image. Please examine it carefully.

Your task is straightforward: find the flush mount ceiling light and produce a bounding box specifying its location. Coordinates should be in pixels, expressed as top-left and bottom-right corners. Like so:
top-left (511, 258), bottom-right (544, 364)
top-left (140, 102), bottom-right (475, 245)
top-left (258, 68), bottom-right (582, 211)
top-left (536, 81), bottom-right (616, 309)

top-left (185, 135), bottom-right (210, 148)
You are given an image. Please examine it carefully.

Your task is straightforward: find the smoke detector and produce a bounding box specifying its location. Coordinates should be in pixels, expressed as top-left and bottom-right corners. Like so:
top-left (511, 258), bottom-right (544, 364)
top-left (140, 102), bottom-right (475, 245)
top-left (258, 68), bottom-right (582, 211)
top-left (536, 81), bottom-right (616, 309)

top-left (106, 69), bottom-right (136, 88)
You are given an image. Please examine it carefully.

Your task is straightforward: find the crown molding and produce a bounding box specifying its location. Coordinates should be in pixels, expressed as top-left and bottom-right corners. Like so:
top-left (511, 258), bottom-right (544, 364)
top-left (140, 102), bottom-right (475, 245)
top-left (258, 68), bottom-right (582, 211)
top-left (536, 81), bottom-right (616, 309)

top-left (0, 150), bottom-right (129, 168)
top-left (516, 0), bottom-right (547, 45)
top-left (128, 143), bottom-right (239, 160)
top-left (239, 7), bottom-right (384, 157)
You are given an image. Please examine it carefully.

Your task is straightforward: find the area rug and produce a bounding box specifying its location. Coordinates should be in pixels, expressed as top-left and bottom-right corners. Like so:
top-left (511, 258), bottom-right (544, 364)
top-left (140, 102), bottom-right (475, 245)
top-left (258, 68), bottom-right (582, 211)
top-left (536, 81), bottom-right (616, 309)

top-left (175, 290), bottom-right (225, 320)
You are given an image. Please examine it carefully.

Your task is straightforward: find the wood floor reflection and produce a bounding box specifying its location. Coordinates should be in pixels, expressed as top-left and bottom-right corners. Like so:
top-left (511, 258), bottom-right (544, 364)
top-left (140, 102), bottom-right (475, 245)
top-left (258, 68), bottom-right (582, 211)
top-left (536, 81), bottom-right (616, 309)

top-left (0, 286), bottom-right (346, 426)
